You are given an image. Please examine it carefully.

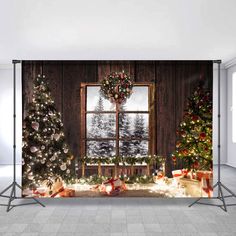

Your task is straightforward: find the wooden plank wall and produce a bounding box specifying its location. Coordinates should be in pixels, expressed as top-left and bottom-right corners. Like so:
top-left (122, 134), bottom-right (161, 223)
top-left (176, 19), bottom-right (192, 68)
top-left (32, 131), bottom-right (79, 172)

top-left (22, 60), bottom-right (212, 176)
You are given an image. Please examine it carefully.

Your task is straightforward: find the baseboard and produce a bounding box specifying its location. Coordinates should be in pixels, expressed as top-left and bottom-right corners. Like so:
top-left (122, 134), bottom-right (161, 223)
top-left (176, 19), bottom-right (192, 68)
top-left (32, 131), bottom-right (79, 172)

top-left (225, 163), bottom-right (236, 169)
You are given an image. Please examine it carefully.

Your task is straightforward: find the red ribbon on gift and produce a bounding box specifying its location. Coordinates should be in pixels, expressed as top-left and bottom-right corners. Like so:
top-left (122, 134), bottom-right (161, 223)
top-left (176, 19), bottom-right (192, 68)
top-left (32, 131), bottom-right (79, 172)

top-left (202, 178), bottom-right (213, 198)
top-left (196, 171), bottom-right (213, 198)
top-left (33, 189), bottom-right (46, 197)
top-left (172, 169), bottom-right (189, 178)
top-left (50, 186), bottom-right (65, 198)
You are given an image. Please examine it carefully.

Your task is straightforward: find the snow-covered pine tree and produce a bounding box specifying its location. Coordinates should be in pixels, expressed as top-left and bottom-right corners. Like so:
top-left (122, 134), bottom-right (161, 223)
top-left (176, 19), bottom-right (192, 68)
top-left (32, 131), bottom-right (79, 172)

top-left (87, 97), bottom-right (104, 157)
top-left (106, 113), bottom-right (115, 138)
top-left (133, 114), bottom-right (147, 156)
top-left (119, 104), bottom-right (133, 156)
top-left (88, 96), bottom-right (114, 157)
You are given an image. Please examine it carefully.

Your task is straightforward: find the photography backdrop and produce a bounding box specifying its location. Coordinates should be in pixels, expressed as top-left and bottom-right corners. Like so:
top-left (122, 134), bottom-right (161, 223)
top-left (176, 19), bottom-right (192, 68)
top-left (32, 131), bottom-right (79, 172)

top-left (22, 60), bottom-right (213, 198)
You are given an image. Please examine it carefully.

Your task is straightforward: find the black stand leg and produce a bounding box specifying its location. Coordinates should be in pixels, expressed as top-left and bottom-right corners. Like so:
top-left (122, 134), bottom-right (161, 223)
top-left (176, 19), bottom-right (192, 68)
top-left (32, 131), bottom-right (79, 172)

top-left (0, 60), bottom-right (45, 212)
top-left (189, 60), bottom-right (236, 212)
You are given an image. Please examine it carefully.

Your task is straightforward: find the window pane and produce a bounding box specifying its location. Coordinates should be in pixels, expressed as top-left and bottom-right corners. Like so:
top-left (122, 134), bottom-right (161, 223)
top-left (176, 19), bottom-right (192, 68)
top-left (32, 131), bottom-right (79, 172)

top-left (121, 86), bottom-right (148, 111)
top-left (119, 113), bottom-right (149, 138)
top-left (87, 141), bottom-right (116, 157)
top-left (87, 86), bottom-right (116, 111)
top-left (87, 113), bottom-right (116, 138)
top-left (119, 140), bottom-right (148, 157)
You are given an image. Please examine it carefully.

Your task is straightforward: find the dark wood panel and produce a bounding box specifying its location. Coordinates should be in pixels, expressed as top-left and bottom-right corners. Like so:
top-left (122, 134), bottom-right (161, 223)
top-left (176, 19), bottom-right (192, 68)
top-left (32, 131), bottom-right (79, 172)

top-left (63, 63), bottom-right (82, 158)
top-left (22, 61), bottom-right (42, 118)
top-left (98, 61), bottom-right (135, 82)
top-left (110, 61), bottom-right (135, 78)
top-left (135, 61), bottom-right (155, 82)
top-left (42, 62), bottom-right (63, 113)
top-left (155, 62), bottom-right (176, 176)
top-left (97, 61), bottom-right (111, 82)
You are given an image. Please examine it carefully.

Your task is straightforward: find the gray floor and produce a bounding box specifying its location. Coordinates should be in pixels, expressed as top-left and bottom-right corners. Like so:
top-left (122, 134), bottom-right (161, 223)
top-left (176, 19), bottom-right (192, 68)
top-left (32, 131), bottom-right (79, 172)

top-left (0, 165), bottom-right (236, 236)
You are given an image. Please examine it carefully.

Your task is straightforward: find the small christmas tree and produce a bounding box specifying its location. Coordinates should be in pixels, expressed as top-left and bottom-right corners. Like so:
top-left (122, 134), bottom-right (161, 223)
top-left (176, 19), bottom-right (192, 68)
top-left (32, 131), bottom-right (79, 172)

top-left (22, 75), bottom-right (75, 188)
top-left (172, 84), bottom-right (212, 171)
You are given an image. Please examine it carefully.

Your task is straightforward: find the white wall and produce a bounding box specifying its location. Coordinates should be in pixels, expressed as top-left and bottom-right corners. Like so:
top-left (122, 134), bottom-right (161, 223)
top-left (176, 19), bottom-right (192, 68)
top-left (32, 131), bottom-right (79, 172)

top-left (0, 64), bottom-right (22, 165)
top-left (1, 0), bottom-right (236, 63)
top-left (226, 62), bottom-right (236, 167)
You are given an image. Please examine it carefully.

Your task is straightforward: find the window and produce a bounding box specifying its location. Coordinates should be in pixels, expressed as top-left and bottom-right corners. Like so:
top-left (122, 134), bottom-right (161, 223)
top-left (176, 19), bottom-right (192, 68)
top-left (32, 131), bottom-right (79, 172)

top-left (233, 73), bottom-right (236, 143)
top-left (81, 83), bottom-right (155, 159)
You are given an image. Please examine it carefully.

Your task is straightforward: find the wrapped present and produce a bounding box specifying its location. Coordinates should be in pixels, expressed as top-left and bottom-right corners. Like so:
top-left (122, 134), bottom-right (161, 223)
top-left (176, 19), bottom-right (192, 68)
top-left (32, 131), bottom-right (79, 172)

top-left (40, 178), bottom-right (64, 197)
top-left (172, 169), bottom-right (196, 179)
top-left (196, 171), bottom-right (213, 197)
top-left (201, 177), bottom-right (213, 197)
top-left (179, 178), bottom-right (201, 197)
top-left (99, 178), bottom-right (126, 196)
top-left (172, 169), bottom-right (189, 178)
top-left (153, 170), bottom-right (164, 183)
top-left (172, 169), bottom-right (183, 178)
top-left (58, 188), bottom-right (76, 197)
top-left (196, 170), bottom-right (213, 181)
top-left (32, 188), bottom-right (47, 197)
top-left (50, 186), bottom-right (64, 198)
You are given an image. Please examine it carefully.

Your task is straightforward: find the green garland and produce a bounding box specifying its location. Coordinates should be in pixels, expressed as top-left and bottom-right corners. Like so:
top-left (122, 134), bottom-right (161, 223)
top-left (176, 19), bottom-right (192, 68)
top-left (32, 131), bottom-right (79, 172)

top-left (100, 71), bottom-right (133, 104)
top-left (80, 155), bottom-right (165, 166)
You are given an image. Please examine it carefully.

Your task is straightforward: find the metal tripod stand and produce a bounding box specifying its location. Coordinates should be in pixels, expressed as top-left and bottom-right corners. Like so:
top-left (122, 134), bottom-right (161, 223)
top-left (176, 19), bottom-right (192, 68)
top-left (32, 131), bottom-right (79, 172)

top-left (0, 60), bottom-right (45, 212)
top-left (189, 60), bottom-right (236, 212)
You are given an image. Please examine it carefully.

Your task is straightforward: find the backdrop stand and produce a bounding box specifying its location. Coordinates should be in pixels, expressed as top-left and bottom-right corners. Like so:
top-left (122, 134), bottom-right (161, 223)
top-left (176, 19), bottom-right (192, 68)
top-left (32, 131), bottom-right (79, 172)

top-left (189, 60), bottom-right (236, 212)
top-left (0, 60), bottom-right (45, 212)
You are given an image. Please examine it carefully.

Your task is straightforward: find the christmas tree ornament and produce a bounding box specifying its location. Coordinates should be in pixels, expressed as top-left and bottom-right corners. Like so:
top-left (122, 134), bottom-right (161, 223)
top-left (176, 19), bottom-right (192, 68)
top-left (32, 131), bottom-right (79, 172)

top-left (31, 121), bottom-right (39, 131)
top-left (30, 146), bottom-right (38, 153)
top-left (60, 164), bottom-right (66, 171)
top-left (54, 133), bottom-right (60, 141)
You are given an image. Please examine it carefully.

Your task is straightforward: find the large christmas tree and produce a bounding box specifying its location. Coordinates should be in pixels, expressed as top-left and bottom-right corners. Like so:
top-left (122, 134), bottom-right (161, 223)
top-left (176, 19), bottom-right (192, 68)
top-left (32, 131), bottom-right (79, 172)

top-left (172, 84), bottom-right (212, 171)
top-left (22, 75), bottom-right (75, 188)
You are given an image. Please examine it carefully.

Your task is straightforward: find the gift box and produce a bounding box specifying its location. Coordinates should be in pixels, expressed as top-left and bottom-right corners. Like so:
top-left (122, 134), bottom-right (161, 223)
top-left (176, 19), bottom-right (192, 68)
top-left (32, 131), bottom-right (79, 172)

top-left (179, 178), bottom-right (201, 197)
top-left (172, 169), bottom-right (189, 178)
top-left (99, 178), bottom-right (126, 195)
top-left (172, 169), bottom-right (196, 179)
top-left (58, 188), bottom-right (76, 197)
top-left (32, 188), bottom-right (47, 197)
top-left (196, 171), bottom-right (213, 197)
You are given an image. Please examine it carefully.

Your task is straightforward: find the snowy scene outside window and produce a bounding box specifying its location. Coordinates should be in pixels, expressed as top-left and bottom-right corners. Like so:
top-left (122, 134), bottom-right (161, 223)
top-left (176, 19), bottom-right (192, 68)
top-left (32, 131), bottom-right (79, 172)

top-left (85, 86), bottom-right (149, 158)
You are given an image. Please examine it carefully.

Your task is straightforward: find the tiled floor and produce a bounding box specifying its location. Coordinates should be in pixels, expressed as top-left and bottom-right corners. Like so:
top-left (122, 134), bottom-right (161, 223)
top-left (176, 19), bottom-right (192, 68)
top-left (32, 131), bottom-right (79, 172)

top-left (0, 164), bottom-right (236, 236)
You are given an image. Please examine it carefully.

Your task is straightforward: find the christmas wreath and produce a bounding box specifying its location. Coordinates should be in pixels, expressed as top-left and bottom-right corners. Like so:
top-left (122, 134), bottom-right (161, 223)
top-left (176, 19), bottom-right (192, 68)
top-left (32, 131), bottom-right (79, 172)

top-left (100, 71), bottom-right (133, 104)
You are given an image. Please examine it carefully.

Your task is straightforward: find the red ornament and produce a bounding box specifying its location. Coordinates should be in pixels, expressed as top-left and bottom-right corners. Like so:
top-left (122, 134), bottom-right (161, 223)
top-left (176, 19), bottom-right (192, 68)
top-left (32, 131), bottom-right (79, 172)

top-left (176, 141), bottom-right (181, 148)
top-left (183, 149), bottom-right (188, 155)
top-left (193, 161), bottom-right (199, 169)
top-left (192, 115), bottom-right (199, 121)
top-left (199, 132), bottom-right (206, 140)
top-left (172, 155), bottom-right (176, 165)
